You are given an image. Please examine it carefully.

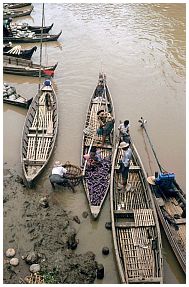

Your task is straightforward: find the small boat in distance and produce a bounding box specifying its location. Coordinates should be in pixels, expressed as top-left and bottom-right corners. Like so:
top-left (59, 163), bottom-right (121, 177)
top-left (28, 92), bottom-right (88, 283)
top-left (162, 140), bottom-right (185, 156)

top-left (3, 30), bottom-right (62, 43)
top-left (3, 55), bottom-right (58, 78)
top-left (81, 73), bottom-right (115, 219)
top-left (110, 138), bottom-right (163, 283)
top-left (21, 80), bottom-right (58, 187)
top-left (3, 3), bottom-right (32, 9)
top-left (3, 83), bottom-right (32, 109)
top-left (11, 23), bottom-right (54, 34)
top-left (3, 44), bottom-right (37, 60)
top-left (3, 6), bottom-right (33, 19)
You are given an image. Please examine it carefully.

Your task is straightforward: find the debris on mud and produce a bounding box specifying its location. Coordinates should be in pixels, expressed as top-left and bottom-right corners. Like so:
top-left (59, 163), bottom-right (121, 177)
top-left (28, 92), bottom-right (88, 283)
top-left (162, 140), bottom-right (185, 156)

top-left (3, 169), bottom-right (97, 284)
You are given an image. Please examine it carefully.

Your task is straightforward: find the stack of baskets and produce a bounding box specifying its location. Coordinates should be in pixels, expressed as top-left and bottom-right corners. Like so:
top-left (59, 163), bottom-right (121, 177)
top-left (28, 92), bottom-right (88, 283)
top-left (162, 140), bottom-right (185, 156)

top-left (63, 161), bottom-right (83, 186)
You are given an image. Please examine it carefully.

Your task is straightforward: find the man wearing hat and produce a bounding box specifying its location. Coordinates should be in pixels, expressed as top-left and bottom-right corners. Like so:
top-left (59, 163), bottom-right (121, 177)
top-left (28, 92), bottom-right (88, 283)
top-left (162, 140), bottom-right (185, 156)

top-left (118, 142), bottom-right (132, 191)
top-left (49, 161), bottom-right (75, 192)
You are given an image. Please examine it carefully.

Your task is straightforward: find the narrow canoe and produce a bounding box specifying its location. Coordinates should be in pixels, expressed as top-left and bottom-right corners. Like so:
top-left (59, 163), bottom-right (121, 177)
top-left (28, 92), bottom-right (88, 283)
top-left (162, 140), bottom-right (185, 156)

top-left (3, 93), bottom-right (32, 109)
top-left (3, 45), bottom-right (37, 60)
top-left (110, 140), bottom-right (163, 283)
top-left (3, 3), bottom-right (32, 9)
top-left (15, 23), bottom-right (54, 34)
top-left (21, 80), bottom-right (58, 187)
top-left (81, 73), bottom-right (115, 219)
top-left (3, 56), bottom-right (58, 78)
top-left (148, 178), bottom-right (186, 273)
top-left (3, 6), bottom-right (33, 19)
top-left (3, 30), bottom-right (62, 43)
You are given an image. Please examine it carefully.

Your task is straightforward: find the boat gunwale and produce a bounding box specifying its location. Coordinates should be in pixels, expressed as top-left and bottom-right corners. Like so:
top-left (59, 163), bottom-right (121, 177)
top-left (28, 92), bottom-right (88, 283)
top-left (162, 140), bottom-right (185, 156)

top-left (21, 83), bottom-right (58, 186)
top-left (110, 138), bottom-right (163, 283)
top-left (81, 73), bottom-right (115, 218)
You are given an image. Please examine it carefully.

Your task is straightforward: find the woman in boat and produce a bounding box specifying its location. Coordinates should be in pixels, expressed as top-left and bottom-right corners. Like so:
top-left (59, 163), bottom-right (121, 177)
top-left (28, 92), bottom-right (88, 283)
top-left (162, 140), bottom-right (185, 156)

top-left (49, 161), bottom-right (75, 192)
top-left (84, 146), bottom-right (102, 168)
top-left (118, 142), bottom-right (132, 192)
top-left (97, 110), bottom-right (114, 146)
top-left (118, 120), bottom-right (131, 143)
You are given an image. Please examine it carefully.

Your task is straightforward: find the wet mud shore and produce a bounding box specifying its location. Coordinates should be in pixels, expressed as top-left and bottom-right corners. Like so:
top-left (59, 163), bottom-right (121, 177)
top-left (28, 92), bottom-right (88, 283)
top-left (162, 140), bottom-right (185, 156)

top-left (3, 168), bottom-right (98, 284)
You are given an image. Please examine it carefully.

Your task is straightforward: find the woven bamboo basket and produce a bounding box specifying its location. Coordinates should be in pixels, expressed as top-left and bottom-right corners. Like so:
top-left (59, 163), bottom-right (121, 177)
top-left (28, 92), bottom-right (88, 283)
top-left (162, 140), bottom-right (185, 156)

top-left (63, 161), bottom-right (83, 186)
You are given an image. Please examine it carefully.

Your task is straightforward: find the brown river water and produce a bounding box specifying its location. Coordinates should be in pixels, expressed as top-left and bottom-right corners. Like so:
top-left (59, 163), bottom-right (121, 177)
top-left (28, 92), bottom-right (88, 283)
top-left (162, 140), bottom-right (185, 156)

top-left (3, 3), bottom-right (185, 284)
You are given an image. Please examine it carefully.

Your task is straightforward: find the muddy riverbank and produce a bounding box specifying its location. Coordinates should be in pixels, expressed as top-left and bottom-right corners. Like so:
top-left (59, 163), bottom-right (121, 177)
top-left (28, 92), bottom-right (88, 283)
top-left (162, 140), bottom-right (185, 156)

top-left (3, 168), bottom-right (99, 284)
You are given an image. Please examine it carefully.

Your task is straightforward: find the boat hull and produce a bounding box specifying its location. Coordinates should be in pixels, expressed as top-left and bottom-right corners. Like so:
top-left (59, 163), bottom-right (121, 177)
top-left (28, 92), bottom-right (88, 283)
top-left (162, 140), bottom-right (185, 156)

top-left (21, 82), bottom-right (58, 186)
top-left (3, 56), bottom-right (58, 78)
top-left (110, 141), bottom-right (163, 283)
top-left (3, 96), bottom-right (32, 109)
top-left (3, 7), bottom-right (33, 19)
top-left (150, 183), bottom-right (186, 273)
top-left (81, 73), bottom-right (115, 219)
top-left (3, 31), bottom-right (62, 43)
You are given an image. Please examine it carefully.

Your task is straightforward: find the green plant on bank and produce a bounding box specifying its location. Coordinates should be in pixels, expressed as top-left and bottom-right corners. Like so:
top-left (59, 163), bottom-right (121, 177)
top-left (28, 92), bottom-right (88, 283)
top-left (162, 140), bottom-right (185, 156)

top-left (41, 267), bottom-right (60, 284)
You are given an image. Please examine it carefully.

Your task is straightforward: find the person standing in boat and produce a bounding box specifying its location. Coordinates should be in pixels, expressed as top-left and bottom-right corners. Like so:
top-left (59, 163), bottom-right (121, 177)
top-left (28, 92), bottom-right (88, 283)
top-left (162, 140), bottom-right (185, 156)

top-left (49, 161), bottom-right (75, 192)
top-left (118, 120), bottom-right (131, 143)
top-left (118, 142), bottom-right (132, 192)
top-left (97, 110), bottom-right (114, 146)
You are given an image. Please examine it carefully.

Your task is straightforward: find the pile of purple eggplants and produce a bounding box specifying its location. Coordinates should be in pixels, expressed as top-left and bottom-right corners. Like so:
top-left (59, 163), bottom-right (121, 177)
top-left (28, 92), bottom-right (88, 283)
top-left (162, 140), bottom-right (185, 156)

top-left (85, 157), bottom-right (111, 205)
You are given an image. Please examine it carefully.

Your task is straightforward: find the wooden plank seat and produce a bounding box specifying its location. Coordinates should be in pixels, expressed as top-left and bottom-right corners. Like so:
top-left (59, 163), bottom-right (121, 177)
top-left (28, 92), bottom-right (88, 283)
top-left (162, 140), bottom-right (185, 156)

top-left (175, 218), bottom-right (186, 225)
top-left (115, 165), bottom-right (141, 170)
top-left (114, 209), bottom-right (134, 215)
top-left (23, 158), bottom-right (46, 165)
top-left (115, 222), bottom-right (135, 228)
top-left (114, 209), bottom-right (155, 227)
top-left (128, 277), bottom-right (163, 284)
top-left (27, 133), bottom-right (53, 138)
top-left (85, 142), bottom-right (112, 149)
top-left (29, 127), bottom-right (47, 131)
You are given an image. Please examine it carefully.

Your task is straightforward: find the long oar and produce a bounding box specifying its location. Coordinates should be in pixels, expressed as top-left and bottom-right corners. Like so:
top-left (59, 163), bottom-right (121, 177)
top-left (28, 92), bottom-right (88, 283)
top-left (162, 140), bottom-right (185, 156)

top-left (138, 117), bottom-right (164, 173)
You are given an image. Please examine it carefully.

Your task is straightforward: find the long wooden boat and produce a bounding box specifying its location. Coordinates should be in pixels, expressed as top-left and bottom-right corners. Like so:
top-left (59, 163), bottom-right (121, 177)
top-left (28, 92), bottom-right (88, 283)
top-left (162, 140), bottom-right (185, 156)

top-left (3, 90), bottom-right (32, 109)
top-left (148, 177), bottom-right (186, 274)
top-left (21, 80), bottom-right (58, 186)
top-left (3, 30), bottom-right (62, 43)
top-left (3, 56), bottom-right (58, 78)
top-left (3, 45), bottom-right (37, 60)
top-left (110, 139), bottom-right (163, 283)
top-left (13, 23), bottom-right (54, 34)
top-left (3, 6), bottom-right (33, 19)
top-left (4, 3), bottom-right (32, 9)
top-left (81, 73), bottom-right (115, 219)
top-left (139, 117), bottom-right (186, 274)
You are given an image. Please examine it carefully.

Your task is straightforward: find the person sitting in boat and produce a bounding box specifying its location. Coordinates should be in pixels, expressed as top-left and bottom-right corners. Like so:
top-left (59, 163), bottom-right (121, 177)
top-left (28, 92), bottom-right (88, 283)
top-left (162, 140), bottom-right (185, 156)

top-left (3, 42), bottom-right (13, 50)
top-left (95, 80), bottom-right (104, 97)
top-left (147, 172), bottom-right (176, 196)
top-left (3, 18), bottom-right (13, 37)
top-left (84, 146), bottom-right (102, 168)
top-left (97, 110), bottom-right (114, 146)
top-left (118, 120), bottom-right (131, 143)
top-left (118, 142), bottom-right (132, 192)
top-left (45, 92), bottom-right (52, 110)
top-left (49, 161), bottom-right (75, 192)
